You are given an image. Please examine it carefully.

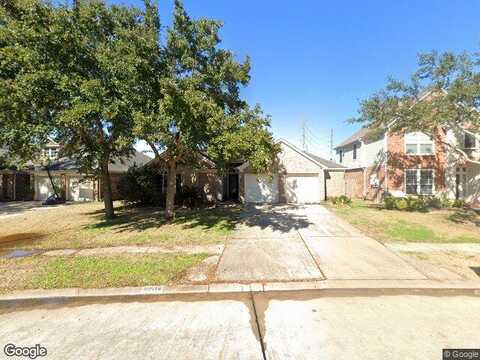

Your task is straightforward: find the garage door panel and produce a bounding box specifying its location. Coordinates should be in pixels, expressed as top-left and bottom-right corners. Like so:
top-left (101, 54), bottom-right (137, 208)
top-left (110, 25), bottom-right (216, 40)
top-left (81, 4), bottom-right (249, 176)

top-left (68, 177), bottom-right (94, 201)
top-left (245, 174), bottom-right (278, 203)
top-left (35, 176), bottom-right (61, 201)
top-left (285, 175), bottom-right (320, 204)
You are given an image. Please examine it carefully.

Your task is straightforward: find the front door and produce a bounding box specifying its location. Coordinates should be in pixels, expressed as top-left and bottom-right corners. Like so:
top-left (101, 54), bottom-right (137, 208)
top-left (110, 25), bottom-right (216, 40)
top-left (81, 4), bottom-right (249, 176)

top-left (227, 173), bottom-right (239, 201)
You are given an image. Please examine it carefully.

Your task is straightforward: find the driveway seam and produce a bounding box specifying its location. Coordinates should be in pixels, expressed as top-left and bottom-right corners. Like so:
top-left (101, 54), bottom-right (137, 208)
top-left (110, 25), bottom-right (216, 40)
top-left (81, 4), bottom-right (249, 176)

top-left (249, 291), bottom-right (267, 360)
top-left (297, 231), bottom-right (327, 280)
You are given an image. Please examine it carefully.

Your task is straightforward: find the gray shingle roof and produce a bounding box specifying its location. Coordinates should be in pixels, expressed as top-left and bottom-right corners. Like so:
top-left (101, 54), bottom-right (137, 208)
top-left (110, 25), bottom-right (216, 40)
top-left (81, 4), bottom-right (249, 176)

top-left (26, 151), bottom-right (152, 173)
top-left (304, 151), bottom-right (346, 169)
top-left (108, 151), bottom-right (153, 172)
top-left (335, 128), bottom-right (371, 149)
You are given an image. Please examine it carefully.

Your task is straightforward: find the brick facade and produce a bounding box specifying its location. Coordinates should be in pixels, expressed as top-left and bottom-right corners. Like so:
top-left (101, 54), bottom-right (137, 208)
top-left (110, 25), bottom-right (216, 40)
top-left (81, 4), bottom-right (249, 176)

top-left (344, 169), bottom-right (364, 198)
top-left (386, 128), bottom-right (447, 195)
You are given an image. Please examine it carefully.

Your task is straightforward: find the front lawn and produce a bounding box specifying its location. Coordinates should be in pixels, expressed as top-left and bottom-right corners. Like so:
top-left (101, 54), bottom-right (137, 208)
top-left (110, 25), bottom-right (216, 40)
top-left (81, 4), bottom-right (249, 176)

top-left (326, 200), bottom-right (480, 243)
top-left (0, 253), bottom-right (208, 293)
top-left (0, 202), bottom-right (241, 251)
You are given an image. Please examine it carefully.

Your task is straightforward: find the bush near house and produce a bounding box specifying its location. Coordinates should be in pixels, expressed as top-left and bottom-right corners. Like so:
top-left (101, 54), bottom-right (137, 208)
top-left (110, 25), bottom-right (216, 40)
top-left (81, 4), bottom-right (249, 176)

top-left (329, 195), bottom-right (352, 206)
top-left (118, 165), bottom-right (204, 208)
top-left (118, 165), bottom-right (165, 206)
top-left (384, 196), bottom-right (465, 212)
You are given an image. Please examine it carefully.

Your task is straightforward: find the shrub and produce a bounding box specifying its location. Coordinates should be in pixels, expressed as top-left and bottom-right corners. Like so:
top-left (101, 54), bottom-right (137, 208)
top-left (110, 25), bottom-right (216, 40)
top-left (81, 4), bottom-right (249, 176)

top-left (452, 199), bottom-right (465, 208)
top-left (118, 165), bottom-right (165, 206)
top-left (395, 198), bottom-right (408, 210)
top-left (383, 196), bottom-right (425, 211)
top-left (384, 196), bottom-right (396, 210)
top-left (424, 196), bottom-right (442, 209)
top-left (176, 185), bottom-right (202, 208)
top-left (405, 196), bottom-right (427, 211)
top-left (440, 196), bottom-right (454, 208)
top-left (330, 195), bottom-right (352, 206)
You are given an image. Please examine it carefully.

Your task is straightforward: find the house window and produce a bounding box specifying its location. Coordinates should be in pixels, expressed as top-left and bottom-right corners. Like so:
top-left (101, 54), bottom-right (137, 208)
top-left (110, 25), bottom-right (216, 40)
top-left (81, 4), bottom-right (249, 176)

top-left (353, 144), bottom-right (357, 160)
top-left (42, 148), bottom-right (59, 160)
top-left (49, 148), bottom-right (59, 159)
top-left (464, 133), bottom-right (476, 149)
top-left (405, 170), bottom-right (418, 195)
top-left (338, 150), bottom-right (343, 163)
top-left (405, 169), bottom-right (434, 195)
top-left (405, 132), bottom-right (434, 155)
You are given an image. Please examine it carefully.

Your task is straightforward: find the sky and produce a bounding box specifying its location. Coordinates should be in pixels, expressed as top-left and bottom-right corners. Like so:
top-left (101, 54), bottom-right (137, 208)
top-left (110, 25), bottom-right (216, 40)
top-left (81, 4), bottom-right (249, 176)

top-left (108, 0), bottom-right (480, 158)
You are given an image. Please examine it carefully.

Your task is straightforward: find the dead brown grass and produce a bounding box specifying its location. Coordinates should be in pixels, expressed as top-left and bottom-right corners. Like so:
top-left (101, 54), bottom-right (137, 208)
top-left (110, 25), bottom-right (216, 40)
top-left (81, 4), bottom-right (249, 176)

top-left (0, 202), bottom-right (240, 251)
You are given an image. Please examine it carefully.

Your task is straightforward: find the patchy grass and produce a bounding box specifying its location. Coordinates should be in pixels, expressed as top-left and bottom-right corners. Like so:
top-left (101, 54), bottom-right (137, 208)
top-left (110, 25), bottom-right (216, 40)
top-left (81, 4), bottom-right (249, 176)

top-left (326, 200), bottom-right (480, 243)
top-left (0, 202), bottom-right (241, 251)
top-left (0, 253), bottom-right (208, 292)
top-left (386, 223), bottom-right (438, 242)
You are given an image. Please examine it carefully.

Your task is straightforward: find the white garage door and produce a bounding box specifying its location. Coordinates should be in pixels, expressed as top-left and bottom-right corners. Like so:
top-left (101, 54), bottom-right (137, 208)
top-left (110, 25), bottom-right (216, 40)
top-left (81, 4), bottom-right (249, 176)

top-left (285, 175), bottom-right (321, 203)
top-left (244, 174), bottom-right (279, 203)
top-left (35, 176), bottom-right (61, 201)
top-left (68, 177), bottom-right (94, 201)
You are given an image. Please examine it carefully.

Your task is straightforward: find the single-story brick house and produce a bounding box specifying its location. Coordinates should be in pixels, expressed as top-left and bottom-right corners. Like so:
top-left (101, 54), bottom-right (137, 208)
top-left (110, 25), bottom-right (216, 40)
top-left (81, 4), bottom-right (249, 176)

top-left (148, 139), bottom-right (346, 204)
top-left (1, 139), bottom-right (346, 205)
top-left (0, 149), bottom-right (152, 202)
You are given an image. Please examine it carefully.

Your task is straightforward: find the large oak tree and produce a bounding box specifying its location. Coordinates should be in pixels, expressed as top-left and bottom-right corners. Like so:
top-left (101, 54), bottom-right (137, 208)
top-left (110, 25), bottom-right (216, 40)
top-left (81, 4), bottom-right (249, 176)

top-left (134, 1), bottom-right (279, 220)
top-left (0, 0), bottom-right (156, 218)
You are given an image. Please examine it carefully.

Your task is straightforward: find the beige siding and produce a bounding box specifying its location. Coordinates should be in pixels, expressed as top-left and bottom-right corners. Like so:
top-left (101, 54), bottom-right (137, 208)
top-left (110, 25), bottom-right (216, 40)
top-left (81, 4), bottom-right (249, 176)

top-left (278, 143), bottom-right (322, 174)
top-left (325, 170), bottom-right (345, 198)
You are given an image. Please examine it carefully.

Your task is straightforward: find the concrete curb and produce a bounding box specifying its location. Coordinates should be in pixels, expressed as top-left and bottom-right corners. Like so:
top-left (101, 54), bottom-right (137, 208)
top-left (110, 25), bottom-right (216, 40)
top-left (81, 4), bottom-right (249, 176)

top-left (1, 279), bottom-right (480, 301)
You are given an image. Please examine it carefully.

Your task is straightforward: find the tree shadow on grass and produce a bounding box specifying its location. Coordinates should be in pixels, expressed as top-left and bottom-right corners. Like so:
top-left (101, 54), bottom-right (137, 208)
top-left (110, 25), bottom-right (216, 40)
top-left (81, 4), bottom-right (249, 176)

top-left (448, 209), bottom-right (480, 227)
top-left (84, 205), bottom-right (241, 233)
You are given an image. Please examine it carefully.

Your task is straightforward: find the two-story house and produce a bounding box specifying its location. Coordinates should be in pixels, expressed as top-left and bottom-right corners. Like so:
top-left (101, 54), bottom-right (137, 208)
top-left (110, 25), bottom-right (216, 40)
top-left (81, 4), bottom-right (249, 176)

top-left (335, 125), bottom-right (480, 206)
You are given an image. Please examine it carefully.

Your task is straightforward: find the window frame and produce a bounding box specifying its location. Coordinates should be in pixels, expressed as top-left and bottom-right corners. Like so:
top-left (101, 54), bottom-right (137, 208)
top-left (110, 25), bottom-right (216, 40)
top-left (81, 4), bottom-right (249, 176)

top-left (404, 168), bottom-right (435, 195)
top-left (404, 132), bottom-right (435, 156)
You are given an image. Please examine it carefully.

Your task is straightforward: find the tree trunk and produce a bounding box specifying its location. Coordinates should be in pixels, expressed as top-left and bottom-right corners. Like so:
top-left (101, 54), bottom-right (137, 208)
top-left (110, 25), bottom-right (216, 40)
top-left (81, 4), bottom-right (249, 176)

top-left (46, 163), bottom-right (60, 199)
top-left (101, 161), bottom-right (115, 219)
top-left (165, 159), bottom-right (177, 221)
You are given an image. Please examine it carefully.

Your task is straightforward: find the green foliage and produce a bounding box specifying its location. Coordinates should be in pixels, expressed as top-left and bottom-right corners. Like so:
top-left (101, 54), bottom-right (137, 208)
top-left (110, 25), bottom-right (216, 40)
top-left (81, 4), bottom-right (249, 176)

top-left (384, 196), bottom-right (426, 211)
top-left (405, 197), bottom-right (427, 211)
top-left (29, 254), bottom-right (208, 289)
top-left (384, 195), bottom-right (466, 211)
top-left (353, 50), bottom-right (480, 163)
top-left (133, 0), bottom-right (279, 173)
top-left (176, 185), bottom-right (203, 208)
top-left (1, 0), bottom-right (277, 219)
top-left (118, 165), bottom-right (165, 206)
top-left (330, 195), bottom-right (352, 206)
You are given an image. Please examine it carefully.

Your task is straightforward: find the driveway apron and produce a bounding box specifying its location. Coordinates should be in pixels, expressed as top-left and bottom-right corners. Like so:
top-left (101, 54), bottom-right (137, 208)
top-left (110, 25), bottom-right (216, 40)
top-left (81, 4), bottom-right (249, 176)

top-left (216, 204), bottom-right (426, 282)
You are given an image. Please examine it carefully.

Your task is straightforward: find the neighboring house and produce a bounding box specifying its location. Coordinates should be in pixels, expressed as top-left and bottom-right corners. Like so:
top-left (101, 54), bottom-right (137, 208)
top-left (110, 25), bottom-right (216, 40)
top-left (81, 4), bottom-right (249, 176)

top-left (237, 139), bottom-right (345, 204)
top-left (334, 125), bottom-right (480, 206)
top-left (148, 139), bottom-right (345, 205)
top-left (0, 140), bottom-right (152, 202)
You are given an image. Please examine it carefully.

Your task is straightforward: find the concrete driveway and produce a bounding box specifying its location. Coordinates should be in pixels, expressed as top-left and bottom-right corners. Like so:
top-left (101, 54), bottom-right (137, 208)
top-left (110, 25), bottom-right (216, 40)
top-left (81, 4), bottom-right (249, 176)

top-left (216, 204), bottom-right (425, 282)
top-left (0, 201), bottom-right (52, 218)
